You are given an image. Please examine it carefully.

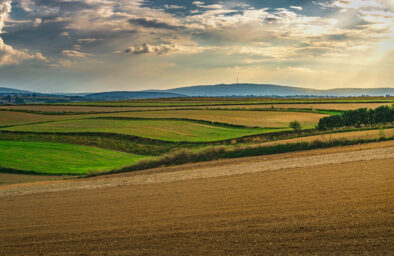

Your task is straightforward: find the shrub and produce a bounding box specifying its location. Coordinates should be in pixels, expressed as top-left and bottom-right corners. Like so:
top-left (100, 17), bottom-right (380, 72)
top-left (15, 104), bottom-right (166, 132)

top-left (289, 121), bottom-right (302, 132)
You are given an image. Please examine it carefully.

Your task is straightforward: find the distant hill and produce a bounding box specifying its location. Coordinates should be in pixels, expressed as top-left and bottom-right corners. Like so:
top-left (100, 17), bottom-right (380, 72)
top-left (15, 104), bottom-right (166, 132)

top-left (0, 87), bottom-right (32, 94)
top-left (166, 84), bottom-right (394, 97)
top-left (84, 91), bottom-right (186, 100)
top-left (1, 84), bottom-right (393, 101)
top-left (166, 84), bottom-right (320, 97)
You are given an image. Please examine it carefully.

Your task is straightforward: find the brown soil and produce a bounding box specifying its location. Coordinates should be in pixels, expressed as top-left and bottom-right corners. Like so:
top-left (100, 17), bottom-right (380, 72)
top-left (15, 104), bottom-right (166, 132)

top-left (0, 142), bottom-right (393, 255)
top-left (0, 173), bottom-right (70, 186)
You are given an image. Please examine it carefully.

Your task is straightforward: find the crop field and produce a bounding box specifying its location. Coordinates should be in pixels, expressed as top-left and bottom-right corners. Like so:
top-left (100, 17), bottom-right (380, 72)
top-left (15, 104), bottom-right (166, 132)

top-left (0, 118), bottom-right (271, 142)
top-left (1, 102), bottom-right (391, 113)
top-left (0, 111), bottom-right (70, 126)
top-left (0, 141), bottom-right (148, 175)
top-left (0, 142), bottom-right (393, 255)
top-left (105, 110), bottom-right (326, 128)
top-left (207, 102), bottom-right (392, 110)
top-left (0, 105), bottom-right (144, 113)
top-left (0, 98), bottom-right (392, 177)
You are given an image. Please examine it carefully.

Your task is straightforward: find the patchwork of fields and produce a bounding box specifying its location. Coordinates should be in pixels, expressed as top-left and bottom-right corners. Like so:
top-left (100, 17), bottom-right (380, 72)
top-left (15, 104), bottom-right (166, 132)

top-left (1, 97), bottom-right (393, 255)
top-left (0, 97), bottom-right (393, 176)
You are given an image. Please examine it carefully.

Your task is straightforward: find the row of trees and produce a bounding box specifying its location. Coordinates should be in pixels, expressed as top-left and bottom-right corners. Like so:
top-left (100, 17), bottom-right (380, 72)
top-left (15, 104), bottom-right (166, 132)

top-left (317, 106), bottom-right (394, 130)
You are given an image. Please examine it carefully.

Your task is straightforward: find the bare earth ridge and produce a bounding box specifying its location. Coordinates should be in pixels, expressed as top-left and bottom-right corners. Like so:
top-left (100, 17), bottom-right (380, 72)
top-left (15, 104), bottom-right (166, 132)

top-left (0, 141), bottom-right (393, 255)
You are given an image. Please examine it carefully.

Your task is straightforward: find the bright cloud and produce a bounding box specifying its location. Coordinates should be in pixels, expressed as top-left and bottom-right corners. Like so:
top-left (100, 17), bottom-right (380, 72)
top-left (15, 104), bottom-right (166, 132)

top-left (0, 0), bottom-right (392, 91)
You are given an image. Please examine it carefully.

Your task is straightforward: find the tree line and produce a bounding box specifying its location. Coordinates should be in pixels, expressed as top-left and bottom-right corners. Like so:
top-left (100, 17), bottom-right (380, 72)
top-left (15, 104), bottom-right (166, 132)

top-left (317, 106), bottom-right (394, 130)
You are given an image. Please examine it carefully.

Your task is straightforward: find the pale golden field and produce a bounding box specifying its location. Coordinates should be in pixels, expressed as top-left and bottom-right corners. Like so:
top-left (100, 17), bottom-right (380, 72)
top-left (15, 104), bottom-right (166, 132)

top-left (106, 110), bottom-right (327, 128)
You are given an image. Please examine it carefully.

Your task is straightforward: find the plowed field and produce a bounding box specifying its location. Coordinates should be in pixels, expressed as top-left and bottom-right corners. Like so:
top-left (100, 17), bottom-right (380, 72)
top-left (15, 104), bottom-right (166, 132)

top-left (1, 142), bottom-right (393, 255)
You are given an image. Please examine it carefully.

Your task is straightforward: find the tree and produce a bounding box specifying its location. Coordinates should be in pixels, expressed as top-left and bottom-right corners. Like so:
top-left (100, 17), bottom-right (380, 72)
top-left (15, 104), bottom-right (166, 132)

top-left (289, 121), bottom-right (302, 132)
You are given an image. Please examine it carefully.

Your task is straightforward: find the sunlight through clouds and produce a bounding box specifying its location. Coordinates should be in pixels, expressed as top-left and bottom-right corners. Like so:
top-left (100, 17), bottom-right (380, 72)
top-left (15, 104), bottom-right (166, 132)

top-left (0, 0), bottom-right (392, 91)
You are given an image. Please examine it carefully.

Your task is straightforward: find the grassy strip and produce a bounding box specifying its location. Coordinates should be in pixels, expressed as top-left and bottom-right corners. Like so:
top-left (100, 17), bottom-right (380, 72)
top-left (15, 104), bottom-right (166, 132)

top-left (91, 136), bottom-right (394, 177)
top-left (0, 131), bottom-right (188, 155)
top-left (0, 141), bottom-right (150, 175)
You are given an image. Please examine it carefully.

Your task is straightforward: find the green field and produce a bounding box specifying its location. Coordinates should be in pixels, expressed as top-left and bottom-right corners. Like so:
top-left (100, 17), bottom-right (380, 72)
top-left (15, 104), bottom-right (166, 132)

top-left (1, 118), bottom-right (273, 142)
top-left (0, 141), bottom-right (149, 175)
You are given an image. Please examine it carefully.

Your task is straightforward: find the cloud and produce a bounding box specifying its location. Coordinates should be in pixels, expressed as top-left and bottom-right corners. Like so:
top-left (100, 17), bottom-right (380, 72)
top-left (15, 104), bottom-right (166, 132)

top-left (62, 50), bottom-right (91, 57)
top-left (124, 43), bottom-right (178, 55)
top-left (290, 6), bottom-right (303, 11)
top-left (78, 38), bottom-right (96, 43)
top-left (0, 0), bottom-right (47, 65)
top-left (164, 5), bottom-right (185, 10)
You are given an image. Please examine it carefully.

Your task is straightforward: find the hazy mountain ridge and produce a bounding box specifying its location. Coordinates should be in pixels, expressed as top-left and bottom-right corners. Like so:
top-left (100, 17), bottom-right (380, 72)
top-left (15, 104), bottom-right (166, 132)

top-left (0, 87), bottom-right (32, 94)
top-left (84, 91), bottom-right (186, 100)
top-left (166, 84), bottom-right (394, 97)
top-left (0, 84), bottom-right (393, 102)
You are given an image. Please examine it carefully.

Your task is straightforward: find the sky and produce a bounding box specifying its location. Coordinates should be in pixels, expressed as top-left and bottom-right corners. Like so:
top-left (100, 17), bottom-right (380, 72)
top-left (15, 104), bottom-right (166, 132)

top-left (0, 0), bottom-right (393, 93)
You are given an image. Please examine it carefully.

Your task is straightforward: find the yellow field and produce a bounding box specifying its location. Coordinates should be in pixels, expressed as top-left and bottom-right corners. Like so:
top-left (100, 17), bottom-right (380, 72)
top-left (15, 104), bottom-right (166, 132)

top-left (104, 110), bottom-right (327, 128)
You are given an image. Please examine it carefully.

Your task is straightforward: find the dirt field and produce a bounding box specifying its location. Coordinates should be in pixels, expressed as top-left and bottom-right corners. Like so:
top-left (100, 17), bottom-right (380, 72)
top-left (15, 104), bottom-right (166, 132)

top-left (0, 173), bottom-right (70, 186)
top-left (0, 142), bottom-right (393, 255)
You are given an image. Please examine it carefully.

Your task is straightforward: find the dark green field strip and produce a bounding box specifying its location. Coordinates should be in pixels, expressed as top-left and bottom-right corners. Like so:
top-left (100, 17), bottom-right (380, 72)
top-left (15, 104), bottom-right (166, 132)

top-left (0, 141), bottom-right (150, 175)
top-left (0, 131), bottom-right (184, 155)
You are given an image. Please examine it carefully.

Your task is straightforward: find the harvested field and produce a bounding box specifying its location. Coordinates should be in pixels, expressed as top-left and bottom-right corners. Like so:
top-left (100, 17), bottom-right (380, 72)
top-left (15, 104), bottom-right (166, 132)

top-left (105, 110), bottom-right (326, 128)
top-left (207, 102), bottom-right (392, 110)
top-left (1, 118), bottom-right (269, 142)
top-left (0, 111), bottom-right (106, 126)
top-left (0, 111), bottom-right (69, 126)
top-left (0, 142), bottom-right (393, 255)
top-left (0, 105), bottom-right (145, 113)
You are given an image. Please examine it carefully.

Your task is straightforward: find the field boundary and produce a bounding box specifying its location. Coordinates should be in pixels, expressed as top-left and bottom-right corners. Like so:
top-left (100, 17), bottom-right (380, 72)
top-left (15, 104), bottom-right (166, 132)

top-left (90, 136), bottom-right (394, 177)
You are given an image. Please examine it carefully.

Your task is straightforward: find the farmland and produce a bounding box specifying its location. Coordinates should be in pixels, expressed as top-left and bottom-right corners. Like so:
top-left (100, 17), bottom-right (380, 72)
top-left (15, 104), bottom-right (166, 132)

top-left (0, 142), bottom-right (393, 255)
top-left (1, 102), bottom-right (392, 113)
top-left (0, 141), bottom-right (148, 175)
top-left (105, 110), bottom-right (326, 128)
top-left (0, 98), bottom-right (393, 177)
top-left (1, 118), bottom-right (272, 142)
top-left (0, 111), bottom-right (70, 126)
top-left (0, 97), bottom-right (393, 256)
